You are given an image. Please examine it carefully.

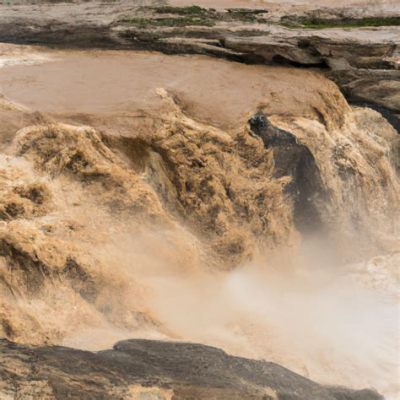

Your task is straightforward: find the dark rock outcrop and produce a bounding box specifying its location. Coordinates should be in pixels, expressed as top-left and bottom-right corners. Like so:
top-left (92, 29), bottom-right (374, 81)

top-left (248, 113), bottom-right (328, 231)
top-left (248, 112), bottom-right (297, 147)
top-left (0, 338), bottom-right (384, 400)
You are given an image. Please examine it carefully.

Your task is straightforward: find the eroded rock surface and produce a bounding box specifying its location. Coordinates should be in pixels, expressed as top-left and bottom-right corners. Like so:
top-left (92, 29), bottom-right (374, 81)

top-left (0, 338), bottom-right (384, 400)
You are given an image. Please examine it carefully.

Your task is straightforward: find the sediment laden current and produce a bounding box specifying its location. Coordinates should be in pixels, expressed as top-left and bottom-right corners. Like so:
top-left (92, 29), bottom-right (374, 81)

top-left (0, 80), bottom-right (399, 397)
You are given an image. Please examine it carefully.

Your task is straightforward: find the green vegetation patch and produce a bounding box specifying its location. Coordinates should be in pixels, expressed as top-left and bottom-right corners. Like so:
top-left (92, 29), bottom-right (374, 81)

top-left (153, 5), bottom-right (212, 16)
top-left (227, 8), bottom-right (268, 22)
top-left (123, 16), bottom-right (215, 28)
top-left (122, 5), bottom-right (269, 29)
top-left (283, 16), bottom-right (400, 29)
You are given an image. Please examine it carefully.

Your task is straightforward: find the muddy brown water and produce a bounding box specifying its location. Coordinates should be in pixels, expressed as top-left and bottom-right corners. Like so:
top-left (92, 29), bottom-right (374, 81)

top-left (0, 44), bottom-right (398, 400)
top-left (0, 47), bottom-right (335, 131)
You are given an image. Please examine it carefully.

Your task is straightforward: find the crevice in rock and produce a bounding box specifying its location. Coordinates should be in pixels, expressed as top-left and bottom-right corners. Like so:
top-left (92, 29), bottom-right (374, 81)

top-left (271, 54), bottom-right (329, 69)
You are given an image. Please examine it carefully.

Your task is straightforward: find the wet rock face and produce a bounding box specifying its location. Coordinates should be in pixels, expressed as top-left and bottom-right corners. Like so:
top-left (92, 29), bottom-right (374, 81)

top-left (328, 69), bottom-right (400, 132)
top-left (248, 113), bottom-right (327, 232)
top-left (0, 338), bottom-right (384, 400)
top-left (248, 113), bottom-right (297, 148)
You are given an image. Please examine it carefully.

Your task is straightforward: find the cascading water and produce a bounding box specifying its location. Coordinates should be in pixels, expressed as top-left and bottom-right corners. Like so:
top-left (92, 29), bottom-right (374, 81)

top-left (0, 45), bottom-right (398, 399)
